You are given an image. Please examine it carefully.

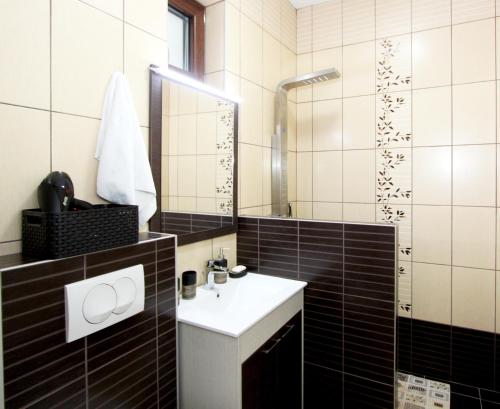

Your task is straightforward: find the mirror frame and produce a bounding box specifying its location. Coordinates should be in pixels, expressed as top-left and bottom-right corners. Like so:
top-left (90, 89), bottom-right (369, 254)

top-left (148, 65), bottom-right (239, 245)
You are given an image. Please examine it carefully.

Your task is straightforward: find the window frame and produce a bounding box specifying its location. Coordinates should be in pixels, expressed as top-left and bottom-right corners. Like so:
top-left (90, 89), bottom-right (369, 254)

top-left (168, 0), bottom-right (205, 80)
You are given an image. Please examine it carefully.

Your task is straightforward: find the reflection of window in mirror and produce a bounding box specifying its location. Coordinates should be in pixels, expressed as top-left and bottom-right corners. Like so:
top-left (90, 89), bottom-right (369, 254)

top-left (168, 0), bottom-right (205, 79)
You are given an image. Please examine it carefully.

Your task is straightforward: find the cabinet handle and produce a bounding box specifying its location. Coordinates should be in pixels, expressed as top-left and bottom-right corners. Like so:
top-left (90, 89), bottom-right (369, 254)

top-left (262, 338), bottom-right (281, 354)
top-left (280, 324), bottom-right (295, 340)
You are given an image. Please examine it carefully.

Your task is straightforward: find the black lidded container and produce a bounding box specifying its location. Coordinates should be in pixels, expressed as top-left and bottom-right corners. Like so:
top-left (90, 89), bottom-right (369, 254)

top-left (182, 271), bottom-right (197, 300)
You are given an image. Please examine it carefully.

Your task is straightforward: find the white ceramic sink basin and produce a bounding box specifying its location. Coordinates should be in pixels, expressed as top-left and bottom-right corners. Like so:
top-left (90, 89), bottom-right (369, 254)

top-left (177, 272), bottom-right (307, 337)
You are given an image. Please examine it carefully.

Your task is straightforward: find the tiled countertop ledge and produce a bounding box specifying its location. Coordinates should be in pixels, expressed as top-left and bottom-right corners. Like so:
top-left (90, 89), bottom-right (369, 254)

top-left (0, 231), bottom-right (175, 271)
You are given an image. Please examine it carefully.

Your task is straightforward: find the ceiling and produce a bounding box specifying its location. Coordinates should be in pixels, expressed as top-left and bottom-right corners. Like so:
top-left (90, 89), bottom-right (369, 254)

top-left (288, 0), bottom-right (329, 8)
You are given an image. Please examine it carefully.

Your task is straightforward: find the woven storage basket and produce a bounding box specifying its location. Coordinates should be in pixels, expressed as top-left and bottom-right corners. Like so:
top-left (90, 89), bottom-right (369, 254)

top-left (22, 204), bottom-right (138, 259)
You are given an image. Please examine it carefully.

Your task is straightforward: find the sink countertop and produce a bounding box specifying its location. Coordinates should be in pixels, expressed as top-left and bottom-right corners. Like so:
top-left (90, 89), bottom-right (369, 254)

top-left (177, 273), bottom-right (307, 337)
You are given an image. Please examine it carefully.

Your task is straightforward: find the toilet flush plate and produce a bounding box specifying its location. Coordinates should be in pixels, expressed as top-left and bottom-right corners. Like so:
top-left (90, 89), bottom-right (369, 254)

top-left (65, 264), bottom-right (145, 342)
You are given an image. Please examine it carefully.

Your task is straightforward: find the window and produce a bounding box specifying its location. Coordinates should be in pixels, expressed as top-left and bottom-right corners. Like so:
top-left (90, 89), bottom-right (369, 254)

top-left (168, 0), bottom-right (205, 79)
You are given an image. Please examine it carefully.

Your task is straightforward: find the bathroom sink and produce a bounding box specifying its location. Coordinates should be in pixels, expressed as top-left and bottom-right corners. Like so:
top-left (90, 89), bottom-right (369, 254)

top-left (177, 272), bottom-right (307, 337)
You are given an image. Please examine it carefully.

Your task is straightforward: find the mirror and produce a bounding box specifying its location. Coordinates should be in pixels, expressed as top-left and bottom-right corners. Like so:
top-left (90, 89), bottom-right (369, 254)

top-left (148, 66), bottom-right (238, 245)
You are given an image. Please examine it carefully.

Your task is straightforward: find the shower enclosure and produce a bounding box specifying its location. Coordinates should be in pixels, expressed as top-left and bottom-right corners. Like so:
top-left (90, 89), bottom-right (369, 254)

top-left (271, 67), bottom-right (340, 217)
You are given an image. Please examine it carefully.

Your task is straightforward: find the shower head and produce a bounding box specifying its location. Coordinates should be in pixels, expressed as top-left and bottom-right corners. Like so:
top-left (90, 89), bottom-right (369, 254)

top-left (277, 67), bottom-right (340, 92)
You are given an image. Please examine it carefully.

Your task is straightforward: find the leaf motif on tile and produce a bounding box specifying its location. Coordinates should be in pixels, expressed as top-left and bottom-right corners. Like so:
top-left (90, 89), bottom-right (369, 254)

top-left (377, 39), bottom-right (411, 94)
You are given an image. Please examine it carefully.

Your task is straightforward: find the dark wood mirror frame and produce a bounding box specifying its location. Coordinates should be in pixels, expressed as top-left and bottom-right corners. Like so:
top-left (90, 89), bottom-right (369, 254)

top-left (148, 66), bottom-right (239, 246)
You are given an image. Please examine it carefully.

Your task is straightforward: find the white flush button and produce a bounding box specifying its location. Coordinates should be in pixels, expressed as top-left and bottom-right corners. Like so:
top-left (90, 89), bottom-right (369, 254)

top-left (113, 277), bottom-right (137, 314)
top-left (83, 284), bottom-right (117, 324)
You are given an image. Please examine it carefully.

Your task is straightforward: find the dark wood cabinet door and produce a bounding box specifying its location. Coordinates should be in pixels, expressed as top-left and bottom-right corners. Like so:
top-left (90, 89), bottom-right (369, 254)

top-left (242, 312), bottom-right (302, 409)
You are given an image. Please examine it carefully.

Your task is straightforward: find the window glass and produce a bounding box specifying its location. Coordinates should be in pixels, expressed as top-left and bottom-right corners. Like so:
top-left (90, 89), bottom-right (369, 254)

top-left (168, 8), bottom-right (190, 71)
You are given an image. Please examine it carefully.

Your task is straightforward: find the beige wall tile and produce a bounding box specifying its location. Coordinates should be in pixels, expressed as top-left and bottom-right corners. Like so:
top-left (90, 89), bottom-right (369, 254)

top-left (0, 105), bottom-right (50, 242)
top-left (453, 81), bottom-right (496, 145)
top-left (297, 53), bottom-right (313, 102)
top-left (313, 202), bottom-right (342, 221)
top-left (241, 0), bottom-right (262, 25)
top-left (343, 150), bottom-right (375, 203)
top-left (452, 19), bottom-right (495, 84)
top-left (196, 155), bottom-right (216, 197)
top-left (225, 3), bottom-right (241, 75)
top-left (412, 86), bottom-right (452, 147)
top-left (240, 80), bottom-right (263, 145)
top-left (412, 27), bottom-right (451, 89)
top-left (263, 31), bottom-right (282, 91)
top-left (240, 144), bottom-right (263, 208)
top-left (342, 0), bottom-right (375, 45)
top-left (197, 113), bottom-right (217, 154)
top-left (124, 0), bottom-right (166, 40)
top-left (313, 151), bottom-right (342, 202)
top-left (262, 89), bottom-right (275, 148)
top-left (343, 41), bottom-right (375, 97)
top-left (178, 86), bottom-right (198, 115)
top-left (178, 196), bottom-right (197, 212)
top-left (178, 239), bottom-right (213, 284)
top-left (281, 45), bottom-right (297, 90)
top-left (453, 206), bottom-right (496, 270)
top-left (297, 152), bottom-right (313, 201)
top-left (296, 202), bottom-right (313, 219)
top-left (0, 241), bottom-right (22, 257)
top-left (178, 115), bottom-right (197, 155)
top-left (262, 147), bottom-right (272, 205)
top-left (313, 99), bottom-right (342, 151)
top-left (177, 156), bottom-right (197, 197)
top-left (312, 0), bottom-right (341, 51)
top-left (168, 157), bottom-right (178, 196)
top-left (343, 95), bottom-right (375, 149)
top-left (412, 0), bottom-right (451, 32)
top-left (205, 2), bottom-right (226, 74)
top-left (263, 0), bottom-right (281, 40)
top-left (312, 48), bottom-right (342, 100)
top-left (52, 0), bottom-right (123, 118)
top-left (52, 113), bottom-right (106, 204)
top-left (124, 24), bottom-right (167, 127)
top-left (413, 205), bottom-right (451, 265)
top-left (281, 0), bottom-right (297, 52)
top-left (413, 147), bottom-right (451, 205)
top-left (288, 151), bottom-right (297, 202)
top-left (343, 203), bottom-right (375, 223)
top-left (453, 144), bottom-right (496, 206)
top-left (297, 6), bottom-right (313, 54)
top-left (0, 0), bottom-right (50, 109)
top-left (81, 0), bottom-right (123, 18)
top-left (197, 197), bottom-right (216, 213)
top-left (375, 0), bottom-right (411, 38)
top-left (452, 0), bottom-right (495, 24)
top-left (288, 102), bottom-right (297, 151)
top-left (297, 103), bottom-right (313, 151)
top-left (413, 262), bottom-right (451, 325)
top-left (241, 15), bottom-right (263, 85)
top-left (452, 266), bottom-right (495, 332)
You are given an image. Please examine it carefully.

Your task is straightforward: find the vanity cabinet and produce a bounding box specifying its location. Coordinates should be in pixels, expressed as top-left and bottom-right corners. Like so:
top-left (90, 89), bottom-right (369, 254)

top-left (242, 312), bottom-right (302, 409)
top-left (178, 275), bottom-right (305, 409)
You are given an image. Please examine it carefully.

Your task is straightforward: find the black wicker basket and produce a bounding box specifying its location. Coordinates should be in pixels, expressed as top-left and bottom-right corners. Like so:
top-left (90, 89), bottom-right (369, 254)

top-left (22, 204), bottom-right (139, 259)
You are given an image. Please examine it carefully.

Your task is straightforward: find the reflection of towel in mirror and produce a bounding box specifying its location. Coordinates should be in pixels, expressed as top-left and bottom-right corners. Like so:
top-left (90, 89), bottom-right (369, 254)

top-left (95, 71), bottom-right (156, 227)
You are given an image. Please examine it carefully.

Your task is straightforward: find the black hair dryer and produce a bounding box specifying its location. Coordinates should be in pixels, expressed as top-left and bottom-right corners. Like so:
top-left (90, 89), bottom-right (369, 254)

top-left (37, 171), bottom-right (92, 213)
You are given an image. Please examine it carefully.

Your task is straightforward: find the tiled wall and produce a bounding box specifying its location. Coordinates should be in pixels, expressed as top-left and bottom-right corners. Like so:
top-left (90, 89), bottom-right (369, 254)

top-left (0, 0), bottom-right (168, 256)
top-left (204, 0), bottom-right (298, 216)
top-left (161, 81), bottom-right (234, 215)
top-left (293, 0), bottom-right (500, 336)
top-left (0, 236), bottom-right (176, 408)
top-left (177, 233), bottom-right (237, 285)
top-left (237, 216), bottom-right (397, 408)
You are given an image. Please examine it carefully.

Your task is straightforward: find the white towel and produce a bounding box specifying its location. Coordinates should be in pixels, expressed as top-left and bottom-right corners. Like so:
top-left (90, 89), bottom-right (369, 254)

top-left (95, 72), bottom-right (157, 227)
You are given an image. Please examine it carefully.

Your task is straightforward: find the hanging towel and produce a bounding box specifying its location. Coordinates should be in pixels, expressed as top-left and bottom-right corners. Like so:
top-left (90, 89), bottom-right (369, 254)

top-left (95, 72), bottom-right (157, 226)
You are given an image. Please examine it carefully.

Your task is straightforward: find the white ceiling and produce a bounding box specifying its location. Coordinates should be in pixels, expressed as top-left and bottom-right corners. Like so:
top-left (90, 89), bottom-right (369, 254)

top-left (288, 0), bottom-right (330, 8)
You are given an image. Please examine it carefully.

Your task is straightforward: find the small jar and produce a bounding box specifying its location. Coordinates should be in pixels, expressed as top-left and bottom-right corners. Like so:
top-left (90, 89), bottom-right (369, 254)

top-left (214, 270), bottom-right (227, 284)
top-left (182, 270), bottom-right (197, 300)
